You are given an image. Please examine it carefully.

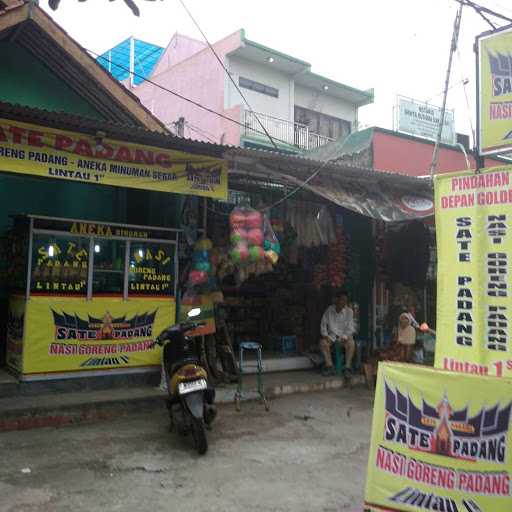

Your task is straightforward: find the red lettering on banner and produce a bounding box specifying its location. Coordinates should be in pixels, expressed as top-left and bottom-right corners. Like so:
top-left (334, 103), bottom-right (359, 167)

top-left (95, 142), bottom-right (114, 159)
top-left (134, 149), bottom-right (155, 165)
top-left (458, 471), bottom-right (510, 496)
top-left (9, 126), bottom-right (25, 144)
top-left (115, 146), bottom-right (132, 162)
top-left (451, 172), bottom-right (509, 191)
top-left (28, 130), bottom-right (44, 147)
top-left (74, 139), bottom-right (94, 157)
top-left (375, 446), bottom-right (405, 476)
top-left (156, 153), bottom-right (172, 168)
top-left (55, 134), bottom-right (73, 151)
top-left (442, 357), bottom-right (489, 375)
top-left (406, 459), bottom-right (456, 490)
top-left (441, 194), bottom-right (475, 209)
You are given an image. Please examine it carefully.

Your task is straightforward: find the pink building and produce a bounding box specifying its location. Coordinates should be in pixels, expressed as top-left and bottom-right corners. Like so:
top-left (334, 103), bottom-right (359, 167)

top-left (127, 29), bottom-right (373, 153)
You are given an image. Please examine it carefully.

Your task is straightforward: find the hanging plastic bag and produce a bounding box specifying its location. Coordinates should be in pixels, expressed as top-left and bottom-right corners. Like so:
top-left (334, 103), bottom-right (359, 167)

top-left (229, 206), bottom-right (264, 265)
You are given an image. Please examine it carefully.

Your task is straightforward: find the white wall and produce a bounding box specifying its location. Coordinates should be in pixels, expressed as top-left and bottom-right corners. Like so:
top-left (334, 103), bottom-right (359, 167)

top-left (225, 56), bottom-right (293, 121)
top-left (294, 84), bottom-right (357, 125)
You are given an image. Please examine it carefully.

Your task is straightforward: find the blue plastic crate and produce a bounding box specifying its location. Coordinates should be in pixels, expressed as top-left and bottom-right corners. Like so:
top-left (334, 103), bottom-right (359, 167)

top-left (272, 335), bottom-right (297, 354)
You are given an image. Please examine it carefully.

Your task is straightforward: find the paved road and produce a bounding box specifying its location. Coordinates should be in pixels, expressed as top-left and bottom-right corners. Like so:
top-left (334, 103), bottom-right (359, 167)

top-left (0, 389), bottom-right (374, 512)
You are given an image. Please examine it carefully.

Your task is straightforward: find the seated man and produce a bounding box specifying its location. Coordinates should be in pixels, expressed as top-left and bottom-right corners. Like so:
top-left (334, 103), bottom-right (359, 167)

top-left (319, 292), bottom-right (356, 378)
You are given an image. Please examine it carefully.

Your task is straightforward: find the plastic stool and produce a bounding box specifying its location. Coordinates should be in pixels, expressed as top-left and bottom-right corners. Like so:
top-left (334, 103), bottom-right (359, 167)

top-left (333, 340), bottom-right (363, 376)
top-left (234, 341), bottom-right (269, 412)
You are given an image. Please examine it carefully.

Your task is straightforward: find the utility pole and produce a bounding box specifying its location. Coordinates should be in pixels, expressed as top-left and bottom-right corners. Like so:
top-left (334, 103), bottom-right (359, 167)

top-left (430, 3), bottom-right (464, 180)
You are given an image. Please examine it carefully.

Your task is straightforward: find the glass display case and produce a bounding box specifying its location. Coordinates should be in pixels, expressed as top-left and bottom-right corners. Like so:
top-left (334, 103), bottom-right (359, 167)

top-left (6, 216), bottom-right (179, 379)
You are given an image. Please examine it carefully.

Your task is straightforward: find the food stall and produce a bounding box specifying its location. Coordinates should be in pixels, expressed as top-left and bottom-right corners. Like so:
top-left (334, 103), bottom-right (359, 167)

top-left (6, 215), bottom-right (179, 380)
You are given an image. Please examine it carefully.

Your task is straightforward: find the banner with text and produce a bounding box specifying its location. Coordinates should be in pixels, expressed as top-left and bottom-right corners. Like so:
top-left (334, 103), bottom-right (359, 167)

top-left (365, 363), bottom-right (512, 512)
top-left (21, 296), bottom-right (175, 375)
top-left (0, 118), bottom-right (227, 199)
top-left (435, 165), bottom-right (512, 378)
top-left (477, 26), bottom-right (512, 155)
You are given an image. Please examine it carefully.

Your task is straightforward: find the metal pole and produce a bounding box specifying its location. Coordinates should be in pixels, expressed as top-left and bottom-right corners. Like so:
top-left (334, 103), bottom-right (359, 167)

top-left (430, 4), bottom-right (463, 179)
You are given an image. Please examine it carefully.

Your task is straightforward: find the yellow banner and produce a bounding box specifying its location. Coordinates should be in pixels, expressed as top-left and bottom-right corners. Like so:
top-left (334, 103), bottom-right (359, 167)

top-left (0, 118), bottom-right (227, 198)
top-left (478, 27), bottom-right (512, 155)
top-left (435, 166), bottom-right (512, 378)
top-left (365, 362), bottom-right (512, 512)
top-left (6, 294), bottom-right (26, 374)
top-left (22, 296), bottom-right (175, 375)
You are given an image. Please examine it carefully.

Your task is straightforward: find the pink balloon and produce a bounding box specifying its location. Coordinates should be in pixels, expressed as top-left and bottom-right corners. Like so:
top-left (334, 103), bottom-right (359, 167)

top-left (247, 228), bottom-right (264, 246)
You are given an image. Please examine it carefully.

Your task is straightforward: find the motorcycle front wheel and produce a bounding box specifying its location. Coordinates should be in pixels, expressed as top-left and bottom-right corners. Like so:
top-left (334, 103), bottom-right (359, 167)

top-left (191, 417), bottom-right (208, 455)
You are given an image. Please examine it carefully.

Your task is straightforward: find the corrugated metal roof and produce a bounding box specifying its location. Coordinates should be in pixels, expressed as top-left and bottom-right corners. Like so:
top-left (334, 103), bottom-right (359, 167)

top-left (0, 102), bottom-right (432, 198)
top-left (0, 3), bottom-right (168, 132)
top-left (225, 146), bottom-right (432, 192)
top-left (0, 101), bottom-right (227, 157)
top-left (97, 38), bottom-right (164, 86)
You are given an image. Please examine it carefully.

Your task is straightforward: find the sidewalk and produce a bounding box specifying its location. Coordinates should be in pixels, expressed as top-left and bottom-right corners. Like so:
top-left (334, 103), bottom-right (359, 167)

top-left (0, 370), bottom-right (365, 432)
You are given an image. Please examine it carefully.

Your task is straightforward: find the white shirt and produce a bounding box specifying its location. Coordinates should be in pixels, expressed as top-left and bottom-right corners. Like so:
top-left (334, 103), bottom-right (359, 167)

top-left (320, 305), bottom-right (354, 341)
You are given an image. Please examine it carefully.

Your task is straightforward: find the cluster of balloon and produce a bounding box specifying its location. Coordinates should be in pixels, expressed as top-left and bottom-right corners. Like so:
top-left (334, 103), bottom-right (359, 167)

top-left (229, 207), bottom-right (264, 263)
top-left (228, 206), bottom-right (281, 282)
top-left (187, 238), bottom-right (213, 287)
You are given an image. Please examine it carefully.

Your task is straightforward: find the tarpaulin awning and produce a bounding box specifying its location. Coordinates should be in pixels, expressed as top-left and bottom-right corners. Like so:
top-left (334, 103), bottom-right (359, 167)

top-left (224, 147), bottom-right (434, 222)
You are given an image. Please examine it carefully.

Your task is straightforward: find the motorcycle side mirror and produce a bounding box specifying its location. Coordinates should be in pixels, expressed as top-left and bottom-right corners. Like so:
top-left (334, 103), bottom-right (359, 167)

top-left (187, 307), bottom-right (201, 318)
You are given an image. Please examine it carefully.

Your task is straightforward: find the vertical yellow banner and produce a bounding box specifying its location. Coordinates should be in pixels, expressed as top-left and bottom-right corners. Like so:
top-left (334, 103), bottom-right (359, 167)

top-left (435, 165), bottom-right (512, 378)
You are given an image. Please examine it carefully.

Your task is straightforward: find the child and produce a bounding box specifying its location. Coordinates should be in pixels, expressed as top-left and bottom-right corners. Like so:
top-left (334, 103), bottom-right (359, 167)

top-left (411, 338), bottom-right (424, 364)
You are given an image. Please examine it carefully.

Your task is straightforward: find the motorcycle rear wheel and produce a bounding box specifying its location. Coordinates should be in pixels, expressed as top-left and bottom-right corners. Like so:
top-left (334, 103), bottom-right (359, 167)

top-left (191, 417), bottom-right (208, 455)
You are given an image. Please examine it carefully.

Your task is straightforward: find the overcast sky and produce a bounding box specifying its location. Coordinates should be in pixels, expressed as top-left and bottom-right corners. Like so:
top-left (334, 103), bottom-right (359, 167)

top-left (42, 0), bottom-right (512, 145)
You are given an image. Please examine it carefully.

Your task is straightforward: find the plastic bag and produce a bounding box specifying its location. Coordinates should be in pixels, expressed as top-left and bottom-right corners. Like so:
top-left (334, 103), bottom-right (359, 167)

top-left (228, 206), bottom-right (280, 283)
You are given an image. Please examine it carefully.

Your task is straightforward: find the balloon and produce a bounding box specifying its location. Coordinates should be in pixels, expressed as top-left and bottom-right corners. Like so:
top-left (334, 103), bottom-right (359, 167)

top-left (230, 228), bottom-right (248, 245)
top-left (245, 210), bottom-right (263, 228)
top-left (270, 242), bottom-right (281, 255)
top-left (264, 250), bottom-right (279, 265)
top-left (230, 243), bottom-right (249, 264)
top-left (192, 250), bottom-right (210, 263)
top-left (194, 238), bottom-right (213, 251)
top-left (263, 239), bottom-right (272, 251)
top-left (229, 210), bottom-right (246, 229)
top-left (247, 228), bottom-right (264, 247)
top-left (194, 261), bottom-right (211, 273)
top-left (249, 246), bottom-right (264, 262)
top-left (189, 269), bottom-right (208, 285)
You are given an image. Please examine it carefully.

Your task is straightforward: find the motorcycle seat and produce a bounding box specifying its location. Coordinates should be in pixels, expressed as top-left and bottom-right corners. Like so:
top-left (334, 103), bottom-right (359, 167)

top-left (170, 357), bottom-right (200, 375)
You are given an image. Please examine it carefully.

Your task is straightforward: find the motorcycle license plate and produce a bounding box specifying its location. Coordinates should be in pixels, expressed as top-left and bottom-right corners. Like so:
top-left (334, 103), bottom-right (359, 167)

top-left (178, 379), bottom-right (207, 395)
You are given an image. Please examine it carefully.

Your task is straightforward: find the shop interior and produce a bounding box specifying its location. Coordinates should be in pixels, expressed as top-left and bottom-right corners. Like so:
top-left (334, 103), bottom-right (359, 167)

top-left (206, 182), bottom-right (435, 368)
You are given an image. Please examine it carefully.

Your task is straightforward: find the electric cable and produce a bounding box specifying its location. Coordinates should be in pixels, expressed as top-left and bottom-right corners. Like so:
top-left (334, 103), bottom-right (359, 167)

top-left (185, 122), bottom-right (217, 144)
top-left (424, 77), bottom-right (470, 104)
top-left (176, 0), bottom-right (279, 151)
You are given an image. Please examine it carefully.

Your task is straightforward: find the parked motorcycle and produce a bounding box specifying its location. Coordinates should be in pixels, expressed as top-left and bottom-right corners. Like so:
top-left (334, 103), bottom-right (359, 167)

top-left (152, 308), bottom-right (217, 455)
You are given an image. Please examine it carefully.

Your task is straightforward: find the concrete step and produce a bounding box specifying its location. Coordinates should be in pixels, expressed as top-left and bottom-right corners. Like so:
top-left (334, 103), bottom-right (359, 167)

top-left (0, 354), bottom-right (317, 397)
top-left (0, 370), bottom-right (365, 432)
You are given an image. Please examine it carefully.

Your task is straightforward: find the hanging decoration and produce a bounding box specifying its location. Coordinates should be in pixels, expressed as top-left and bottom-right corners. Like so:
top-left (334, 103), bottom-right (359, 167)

top-left (226, 206), bottom-right (280, 284)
